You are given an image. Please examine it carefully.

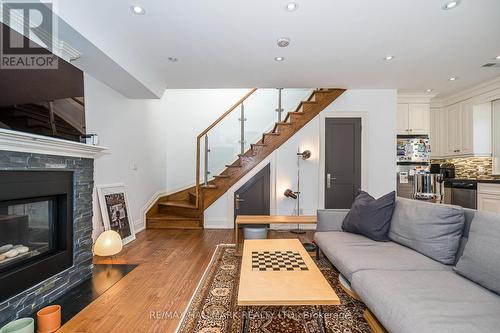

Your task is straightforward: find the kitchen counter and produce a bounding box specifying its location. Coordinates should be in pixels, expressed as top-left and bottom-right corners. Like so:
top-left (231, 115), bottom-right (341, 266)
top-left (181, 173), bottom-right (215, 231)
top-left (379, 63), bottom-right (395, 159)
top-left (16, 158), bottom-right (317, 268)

top-left (445, 178), bottom-right (500, 184)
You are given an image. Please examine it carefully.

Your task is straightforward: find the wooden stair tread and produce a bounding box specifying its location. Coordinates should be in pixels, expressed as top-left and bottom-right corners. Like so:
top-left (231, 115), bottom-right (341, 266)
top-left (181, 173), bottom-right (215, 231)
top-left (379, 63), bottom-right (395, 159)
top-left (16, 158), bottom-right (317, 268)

top-left (214, 174), bottom-right (230, 178)
top-left (201, 184), bottom-right (218, 189)
top-left (158, 201), bottom-right (197, 209)
top-left (263, 132), bottom-right (280, 136)
top-left (147, 214), bottom-right (201, 221)
top-left (225, 164), bottom-right (242, 168)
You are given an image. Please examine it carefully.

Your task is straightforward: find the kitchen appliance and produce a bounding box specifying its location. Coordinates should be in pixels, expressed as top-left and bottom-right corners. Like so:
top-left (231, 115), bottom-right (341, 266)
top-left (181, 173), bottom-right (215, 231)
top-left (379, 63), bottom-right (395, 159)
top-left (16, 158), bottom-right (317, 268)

top-left (396, 135), bottom-right (431, 199)
top-left (413, 173), bottom-right (445, 203)
top-left (444, 181), bottom-right (477, 209)
top-left (397, 164), bottom-right (428, 199)
top-left (397, 136), bottom-right (431, 162)
top-left (440, 163), bottom-right (456, 179)
top-left (430, 163), bottom-right (441, 174)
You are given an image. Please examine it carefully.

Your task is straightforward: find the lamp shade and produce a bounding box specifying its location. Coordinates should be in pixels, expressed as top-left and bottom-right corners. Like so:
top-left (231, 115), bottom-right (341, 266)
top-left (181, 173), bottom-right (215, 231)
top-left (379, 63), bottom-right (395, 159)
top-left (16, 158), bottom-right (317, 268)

top-left (94, 230), bottom-right (123, 256)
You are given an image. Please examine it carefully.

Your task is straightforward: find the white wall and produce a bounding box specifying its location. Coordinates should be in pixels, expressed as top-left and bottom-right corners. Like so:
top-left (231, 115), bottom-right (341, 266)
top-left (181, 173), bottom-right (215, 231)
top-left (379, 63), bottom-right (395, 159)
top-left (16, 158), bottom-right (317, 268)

top-left (84, 74), bottom-right (168, 239)
top-left (162, 89), bottom-right (247, 191)
top-left (204, 89), bottom-right (397, 228)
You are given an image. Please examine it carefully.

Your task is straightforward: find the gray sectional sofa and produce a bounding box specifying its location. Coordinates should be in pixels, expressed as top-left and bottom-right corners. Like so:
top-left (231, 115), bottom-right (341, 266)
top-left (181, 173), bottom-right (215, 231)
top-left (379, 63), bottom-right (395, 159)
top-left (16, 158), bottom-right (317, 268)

top-left (314, 197), bottom-right (500, 333)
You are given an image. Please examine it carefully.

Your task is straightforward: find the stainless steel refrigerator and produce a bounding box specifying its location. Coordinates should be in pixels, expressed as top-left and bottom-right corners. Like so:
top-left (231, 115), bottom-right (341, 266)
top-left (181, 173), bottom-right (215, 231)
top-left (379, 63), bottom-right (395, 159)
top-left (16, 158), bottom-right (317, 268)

top-left (396, 136), bottom-right (430, 199)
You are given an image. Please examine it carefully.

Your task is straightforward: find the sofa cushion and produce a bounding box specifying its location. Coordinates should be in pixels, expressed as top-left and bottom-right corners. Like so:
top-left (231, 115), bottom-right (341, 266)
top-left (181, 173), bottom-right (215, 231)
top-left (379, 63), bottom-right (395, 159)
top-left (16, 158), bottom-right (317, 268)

top-left (389, 198), bottom-right (465, 265)
top-left (352, 270), bottom-right (500, 333)
top-left (342, 191), bottom-right (395, 241)
top-left (455, 211), bottom-right (500, 295)
top-left (314, 231), bottom-right (447, 282)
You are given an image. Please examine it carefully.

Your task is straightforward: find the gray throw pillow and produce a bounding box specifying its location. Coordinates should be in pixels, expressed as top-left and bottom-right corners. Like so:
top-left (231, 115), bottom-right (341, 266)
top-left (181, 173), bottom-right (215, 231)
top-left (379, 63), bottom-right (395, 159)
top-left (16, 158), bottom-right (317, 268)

top-left (389, 198), bottom-right (465, 265)
top-left (342, 191), bottom-right (396, 241)
top-left (454, 211), bottom-right (500, 295)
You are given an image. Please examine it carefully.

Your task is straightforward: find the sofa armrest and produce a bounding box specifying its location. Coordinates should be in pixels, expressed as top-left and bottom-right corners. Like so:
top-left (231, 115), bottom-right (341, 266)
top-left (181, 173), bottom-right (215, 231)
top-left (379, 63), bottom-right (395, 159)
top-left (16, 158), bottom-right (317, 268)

top-left (316, 209), bottom-right (349, 232)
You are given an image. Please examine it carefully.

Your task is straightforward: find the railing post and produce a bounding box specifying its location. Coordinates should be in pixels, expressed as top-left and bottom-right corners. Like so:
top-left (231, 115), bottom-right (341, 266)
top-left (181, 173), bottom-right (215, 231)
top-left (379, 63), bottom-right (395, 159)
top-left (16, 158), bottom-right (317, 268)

top-left (204, 134), bottom-right (210, 185)
top-left (276, 88), bottom-right (283, 122)
top-left (239, 103), bottom-right (246, 155)
top-left (195, 137), bottom-right (200, 207)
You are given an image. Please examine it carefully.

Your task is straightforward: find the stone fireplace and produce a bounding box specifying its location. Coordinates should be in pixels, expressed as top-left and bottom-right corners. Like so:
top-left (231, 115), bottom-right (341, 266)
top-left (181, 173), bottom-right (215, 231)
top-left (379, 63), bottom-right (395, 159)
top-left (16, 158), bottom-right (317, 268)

top-left (0, 149), bottom-right (96, 326)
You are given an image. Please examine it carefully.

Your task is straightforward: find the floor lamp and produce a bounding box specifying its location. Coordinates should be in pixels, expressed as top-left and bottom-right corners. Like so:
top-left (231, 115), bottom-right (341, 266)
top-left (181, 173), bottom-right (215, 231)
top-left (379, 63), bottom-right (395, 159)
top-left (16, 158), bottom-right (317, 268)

top-left (284, 148), bottom-right (311, 234)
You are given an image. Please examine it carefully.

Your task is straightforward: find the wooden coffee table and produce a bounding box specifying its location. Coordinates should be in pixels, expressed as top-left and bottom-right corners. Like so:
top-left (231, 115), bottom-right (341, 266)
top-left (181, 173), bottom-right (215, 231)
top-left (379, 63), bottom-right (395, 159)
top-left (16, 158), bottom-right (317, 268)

top-left (237, 239), bottom-right (340, 332)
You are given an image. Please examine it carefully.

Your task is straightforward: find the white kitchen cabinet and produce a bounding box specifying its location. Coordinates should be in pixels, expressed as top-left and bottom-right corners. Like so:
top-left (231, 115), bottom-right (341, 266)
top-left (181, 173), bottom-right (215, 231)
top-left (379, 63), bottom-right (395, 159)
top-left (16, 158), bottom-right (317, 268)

top-left (397, 104), bottom-right (410, 135)
top-left (478, 184), bottom-right (500, 214)
top-left (409, 104), bottom-right (431, 134)
top-left (446, 103), bottom-right (463, 156)
top-left (397, 103), bottom-right (430, 135)
top-left (437, 101), bottom-right (491, 158)
top-left (493, 99), bottom-right (500, 175)
top-left (460, 102), bottom-right (474, 155)
top-left (430, 107), bottom-right (448, 158)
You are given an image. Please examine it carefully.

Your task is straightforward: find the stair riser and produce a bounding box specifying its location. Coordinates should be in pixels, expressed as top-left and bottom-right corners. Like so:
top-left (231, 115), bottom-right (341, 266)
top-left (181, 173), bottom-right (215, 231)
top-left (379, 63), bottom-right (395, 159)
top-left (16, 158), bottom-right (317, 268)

top-left (296, 103), bottom-right (315, 113)
top-left (158, 205), bottom-right (201, 218)
top-left (147, 220), bottom-right (203, 229)
top-left (188, 193), bottom-right (197, 204)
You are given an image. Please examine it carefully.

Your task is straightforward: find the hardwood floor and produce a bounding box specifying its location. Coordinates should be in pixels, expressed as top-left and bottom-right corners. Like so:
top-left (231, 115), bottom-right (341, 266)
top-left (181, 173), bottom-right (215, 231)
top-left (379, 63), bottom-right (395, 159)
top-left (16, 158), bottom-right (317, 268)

top-left (58, 228), bottom-right (315, 333)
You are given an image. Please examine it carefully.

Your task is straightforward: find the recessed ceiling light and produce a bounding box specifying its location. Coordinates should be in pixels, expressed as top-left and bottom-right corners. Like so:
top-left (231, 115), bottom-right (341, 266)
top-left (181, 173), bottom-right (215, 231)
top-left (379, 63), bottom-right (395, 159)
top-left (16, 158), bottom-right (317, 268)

top-left (286, 2), bottom-right (298, 11)
top-left (277, 37), bottom-right (290, 48)
top-left (383, 55), bottom-right (395, 61)
top-left (167, 57), bottom-right (178, 62)
top-left (442, 0), bottom-right (460, 10)
top-left (274, 56), bottom-right (285, 62)
top-left (426, 89), bottom-right (434, 92)
top-left (495, 55), bottom-right (500, 60)
top-left (448, 76), bottom-right (458, 81)
top-left (131, 5), bottom-right (145, 15)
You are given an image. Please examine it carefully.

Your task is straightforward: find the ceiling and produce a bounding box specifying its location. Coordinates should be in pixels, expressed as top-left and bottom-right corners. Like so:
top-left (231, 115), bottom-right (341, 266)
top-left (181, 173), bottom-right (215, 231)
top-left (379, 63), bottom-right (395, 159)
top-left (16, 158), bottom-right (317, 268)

top-left (56, 0), bottom-right (500, 97)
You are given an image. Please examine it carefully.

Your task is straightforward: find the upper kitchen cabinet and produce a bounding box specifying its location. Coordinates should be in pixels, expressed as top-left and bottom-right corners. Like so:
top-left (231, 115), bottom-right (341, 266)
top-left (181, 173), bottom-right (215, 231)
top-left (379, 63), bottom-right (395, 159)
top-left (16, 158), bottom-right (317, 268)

top-left (432, 101), bottom-right (492, 158)
top-left (446, 103), bottom-right (464, 155)
top-left (493, 99), bottom-right (500, 175)
top-left (397, 104), bottom-right (410, 134)
top-left (430, 107), bottom-right (448, 158)
top-left (397, 103), bottom-right (430, 135)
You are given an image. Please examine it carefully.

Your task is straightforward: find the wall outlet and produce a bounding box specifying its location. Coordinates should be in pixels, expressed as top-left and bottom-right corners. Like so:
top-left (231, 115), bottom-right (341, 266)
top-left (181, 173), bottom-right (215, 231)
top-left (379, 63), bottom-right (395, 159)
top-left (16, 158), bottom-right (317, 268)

top-left (478, 166), bottom-right (485, 174)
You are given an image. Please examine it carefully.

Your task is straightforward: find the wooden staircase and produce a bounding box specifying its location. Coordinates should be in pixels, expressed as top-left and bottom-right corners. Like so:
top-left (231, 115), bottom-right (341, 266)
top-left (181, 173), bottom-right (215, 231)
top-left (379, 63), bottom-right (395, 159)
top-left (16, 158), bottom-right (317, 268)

top-left (146, 88), bottom-right (345, 229)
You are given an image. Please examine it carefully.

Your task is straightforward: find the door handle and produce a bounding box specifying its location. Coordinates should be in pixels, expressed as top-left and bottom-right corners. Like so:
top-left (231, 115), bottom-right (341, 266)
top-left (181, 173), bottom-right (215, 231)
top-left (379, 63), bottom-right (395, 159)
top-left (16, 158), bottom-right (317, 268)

top-left (326, 173), bottom-right (337, 189)
top-left (235, 194), bottom-right (245, 210)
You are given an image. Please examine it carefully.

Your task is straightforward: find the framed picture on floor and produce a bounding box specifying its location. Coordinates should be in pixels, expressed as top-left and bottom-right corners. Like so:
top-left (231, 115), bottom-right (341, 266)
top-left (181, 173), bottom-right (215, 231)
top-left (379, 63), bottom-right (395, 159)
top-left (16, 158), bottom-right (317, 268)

top-left (97, 183), bottom-right (136, 245)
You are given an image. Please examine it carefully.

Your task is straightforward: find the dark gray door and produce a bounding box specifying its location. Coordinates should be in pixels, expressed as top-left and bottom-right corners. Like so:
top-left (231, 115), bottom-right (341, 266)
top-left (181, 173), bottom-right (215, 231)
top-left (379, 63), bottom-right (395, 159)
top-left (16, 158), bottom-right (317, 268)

top-left (325, 118), bottom-right (362, 209)
top-left (234, 164), bottom-right (270, 223)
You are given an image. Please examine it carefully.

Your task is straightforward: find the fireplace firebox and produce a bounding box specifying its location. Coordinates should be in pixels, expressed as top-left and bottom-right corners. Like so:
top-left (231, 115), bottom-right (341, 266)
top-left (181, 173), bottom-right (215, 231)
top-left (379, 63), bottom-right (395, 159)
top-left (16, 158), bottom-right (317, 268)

top-left (0, 171), bottom-right (73, 302)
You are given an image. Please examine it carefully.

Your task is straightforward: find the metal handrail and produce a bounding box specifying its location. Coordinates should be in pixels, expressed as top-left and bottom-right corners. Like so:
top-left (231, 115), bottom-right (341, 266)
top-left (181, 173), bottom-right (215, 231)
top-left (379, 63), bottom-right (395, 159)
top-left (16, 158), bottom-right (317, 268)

top-left (195, 88), bottom-right (258, 208)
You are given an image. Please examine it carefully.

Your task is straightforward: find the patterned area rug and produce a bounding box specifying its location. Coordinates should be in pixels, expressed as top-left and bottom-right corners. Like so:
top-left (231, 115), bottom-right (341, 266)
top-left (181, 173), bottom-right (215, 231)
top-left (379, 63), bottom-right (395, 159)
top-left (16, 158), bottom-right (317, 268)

top-left (176, 244), bottom-right (370, 333)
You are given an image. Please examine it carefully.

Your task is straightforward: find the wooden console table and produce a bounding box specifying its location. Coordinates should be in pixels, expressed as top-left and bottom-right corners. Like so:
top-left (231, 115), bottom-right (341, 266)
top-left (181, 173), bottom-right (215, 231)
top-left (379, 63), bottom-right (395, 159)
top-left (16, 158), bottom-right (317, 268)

top-left (234, 215), bottom-right (317, 251)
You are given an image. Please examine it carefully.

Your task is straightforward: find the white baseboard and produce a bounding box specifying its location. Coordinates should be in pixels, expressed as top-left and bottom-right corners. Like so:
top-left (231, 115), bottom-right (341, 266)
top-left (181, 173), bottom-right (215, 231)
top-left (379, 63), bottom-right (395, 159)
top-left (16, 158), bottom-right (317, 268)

top-left (134, 219), bottom-right (146, 233)
top-left (204, 219), bottom-right (233, 229)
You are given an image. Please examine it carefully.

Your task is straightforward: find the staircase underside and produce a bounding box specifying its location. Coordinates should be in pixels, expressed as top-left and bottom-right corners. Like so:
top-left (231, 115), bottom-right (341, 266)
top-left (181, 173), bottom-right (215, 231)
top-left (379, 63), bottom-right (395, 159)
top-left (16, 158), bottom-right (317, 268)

top-left (146, 88), bottom-right (346, 229)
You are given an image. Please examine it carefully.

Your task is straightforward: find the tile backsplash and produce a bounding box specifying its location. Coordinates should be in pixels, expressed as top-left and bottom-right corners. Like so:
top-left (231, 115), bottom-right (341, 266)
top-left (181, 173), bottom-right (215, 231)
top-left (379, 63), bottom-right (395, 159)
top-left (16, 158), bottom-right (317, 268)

top-left (431, 157), bottom-right (500, 180)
